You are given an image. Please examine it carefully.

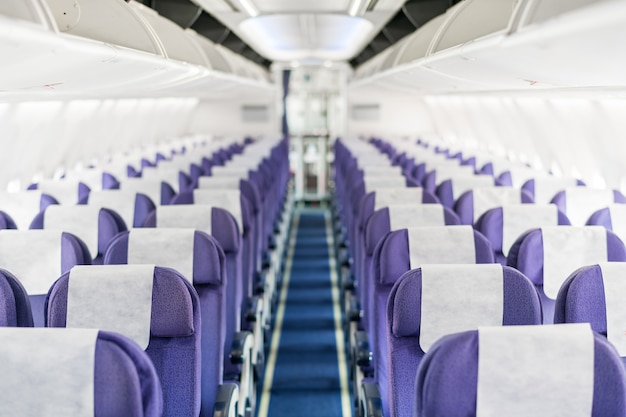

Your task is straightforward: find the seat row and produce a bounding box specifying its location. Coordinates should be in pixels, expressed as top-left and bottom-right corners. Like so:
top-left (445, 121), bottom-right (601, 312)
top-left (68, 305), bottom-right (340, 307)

top-left (0, 136), bottom-right (294, 417)
top-left (332, 137), bottom-right (626, 417)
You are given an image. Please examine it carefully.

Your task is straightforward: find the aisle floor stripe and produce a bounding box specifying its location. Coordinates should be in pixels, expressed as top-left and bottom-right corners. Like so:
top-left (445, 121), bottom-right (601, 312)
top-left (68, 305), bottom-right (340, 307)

top-left (325, 211), bottom-right (353, 417)
top-left (256, 211), bottom-right (300, 417)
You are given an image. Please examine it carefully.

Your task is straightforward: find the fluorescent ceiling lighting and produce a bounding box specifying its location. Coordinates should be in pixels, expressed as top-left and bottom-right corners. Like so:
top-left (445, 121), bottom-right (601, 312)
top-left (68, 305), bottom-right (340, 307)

top-left (348, 0), bottom-right (368, 16)
top-left (239, 14), bottom-right (373, 61)
top-left (236, 0), bottom-right (259, 17)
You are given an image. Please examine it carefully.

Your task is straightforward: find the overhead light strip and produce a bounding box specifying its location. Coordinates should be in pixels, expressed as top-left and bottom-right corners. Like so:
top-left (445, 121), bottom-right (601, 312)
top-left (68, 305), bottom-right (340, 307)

top-left (348, 0), bottom-right (367, 16)
top-left (237, 0), bottom-right (259, 17)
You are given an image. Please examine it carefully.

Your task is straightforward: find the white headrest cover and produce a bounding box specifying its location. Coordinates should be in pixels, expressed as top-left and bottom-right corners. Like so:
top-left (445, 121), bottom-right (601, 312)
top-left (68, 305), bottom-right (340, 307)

top-left (37, 180), bottom-right (81, 205)
top-left (87, 190), bottom-right (136, 229)
top-left (197, 176), bottom-right (241, 190)
top-left (407, 226), bottom-right (476, 269)
top-left (374, 188), bottom-right (423, 210)
top-left (0, 328), bottom-right (98, 417)
top-left (599, 262), bottom-right (626, 356)
top-left (504, 167), bottom-right (538, 188)
top-left (361, 166), bottom-right (402, 176)
top-left (388, 205), bottom-right (445, 231)
top-left (541, 226), bottom-right (607, 299)
top-left (141, 167), bottom-right (180, 193)
top-left (533, 177), bottom-right (577, 205)
top-left (564, 188), bottom-right (615, 226)
top-left (211, 166), bottom-right (249, 179)
top-left (193, 189), bottom-right (242, 230)
top-left (128, 229), bottom-right (195, 282)
top-left (608, 204), bottom-right (626, 245)
top-left (0, 191), bottom-right (43, 229)
top-left (477, 323), bottom-right (594, 417)
top-left (156, 205), bottom-right (212, 235)
top-left (501, 205), bottom-right (557, 257)
top-left (68, 265), bottom-right (154, 350)
top-left (433, 165), bottom-right (475, 183)
top-left (122, 178), bottom-right (164, 207)
top-left (67, 169), bottom-right (103, 191)
top-left (472, 187), bottom-right (521, 223)
top-left (45, 205), bottom-right (101, 258)
top-left (363, 175), bottom-right (406, 192)
top-left (0, 230), bottom-right (62, 294)
top-left (420, 264), bottom-right (503, 352)
top-left (450, 176), bottom-right (495, 201)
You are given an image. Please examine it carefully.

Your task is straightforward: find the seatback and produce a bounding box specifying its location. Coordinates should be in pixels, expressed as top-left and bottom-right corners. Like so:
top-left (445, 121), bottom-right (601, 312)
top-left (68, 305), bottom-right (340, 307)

top-left (368, 226), bottom-right (494, 408)
top-left (507, 226), bottom-right (626, 323)
top-left (422, 164), bottom-right (475, 193)
top-left (47, 265), bottom-right (201, 417)
top-left (415, 324), bottom-right (626, 417)
top-left (555, 263), bottom-right (626, 360)
top-left (354, 188), bottom-right (440, 282)
top-left (141, 166), bottom-right (192, 194)
top-left (551, 187), bottom-right (626, 226)
top-left (454, 187), bottom-right (534, 225)
top-left (0, 211), bottom-right (17, 229)
top-left (0, 230), bottom-right (91, 326)
top-left (28, 179), bottom-right (90, 205)
top-left (85, 190), bottom-right (155, 228)
top-left (102, 229), bottom-right (230, 417)
top-left (0, 191), bottom-right (58, 229)
top-left (521, 177), bottom-right (583, 204)
top-left (475, 205), bottom-right (570, 264)
top-left (359, 205), bottom-right (461, 331)
top-left (387, 265), bottom-right (541, 417)
top-left (120, 177), bottom-right (176, 206)
top-left (196, 177), bottom-right (263, 291)
top-left (435, 175), bottom-right (496, 209)
top-left (0, 269), bottom-right (33, 327)
top-left (171, 189), bottom-right (251, 329)
top-left (30, 205), bottom-right (126, 264)
top-left (588, 204), bottom-right (626, 245)
top-left (0, 327), bottom-right (163, 417)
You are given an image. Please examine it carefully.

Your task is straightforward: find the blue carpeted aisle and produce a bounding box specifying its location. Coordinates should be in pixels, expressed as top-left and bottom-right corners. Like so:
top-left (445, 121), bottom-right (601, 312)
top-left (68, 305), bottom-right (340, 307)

top-left (257, 208), bottom-right (351, 417)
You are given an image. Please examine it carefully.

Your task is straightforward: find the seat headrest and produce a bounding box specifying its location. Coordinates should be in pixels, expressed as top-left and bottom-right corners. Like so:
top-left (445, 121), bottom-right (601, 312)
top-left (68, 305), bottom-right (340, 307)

top-left (48, 266), bottom-right (195, 341)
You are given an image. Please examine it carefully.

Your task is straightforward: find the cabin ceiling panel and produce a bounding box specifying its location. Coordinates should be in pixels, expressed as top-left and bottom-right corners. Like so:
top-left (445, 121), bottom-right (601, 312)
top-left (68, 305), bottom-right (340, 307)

top-left (249, 0), bottom-right (353, 14)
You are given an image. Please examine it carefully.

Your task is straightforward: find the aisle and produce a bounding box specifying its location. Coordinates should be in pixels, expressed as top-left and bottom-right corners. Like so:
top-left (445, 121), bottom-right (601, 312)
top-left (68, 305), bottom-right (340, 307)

top-left (257, 208), bottom-right (351, 417)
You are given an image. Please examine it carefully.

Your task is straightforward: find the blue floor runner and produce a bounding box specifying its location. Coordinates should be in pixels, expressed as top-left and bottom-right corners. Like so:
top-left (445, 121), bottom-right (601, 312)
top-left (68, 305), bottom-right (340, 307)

top-left (259, 208), bottom-right (348, 417)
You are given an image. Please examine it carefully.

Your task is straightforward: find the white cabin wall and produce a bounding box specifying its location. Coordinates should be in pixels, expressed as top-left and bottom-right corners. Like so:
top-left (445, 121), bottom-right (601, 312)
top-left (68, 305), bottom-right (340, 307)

top-left (347, 92), bottom-right (435, 139)
top-left (423, 94), bottom-right (626, 191)
top-left (187, 99), bottom-right (278, 138)
top-left (0, 97), bottom-right (198, 190)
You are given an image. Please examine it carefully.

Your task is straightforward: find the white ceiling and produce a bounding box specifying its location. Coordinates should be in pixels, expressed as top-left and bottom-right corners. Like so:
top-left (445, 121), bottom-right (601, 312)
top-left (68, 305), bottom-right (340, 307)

top-left (192, 0), bottom-right (407, 63)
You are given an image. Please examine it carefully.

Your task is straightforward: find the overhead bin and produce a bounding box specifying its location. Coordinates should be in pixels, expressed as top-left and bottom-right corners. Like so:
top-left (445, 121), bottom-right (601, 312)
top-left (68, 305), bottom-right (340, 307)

top-left (351, 0), bottom-right (626, 93)
top-left (186, 29), bottom-right (233, 73)
top-left (510, 0), bottom-right (602, 29)
top-left (128, 1), bottom-right (207, 66)
top-left (46, 0), bottom-right (164, 55)
top-left (428, 0), bottom-right (518, 54)
top-left (0, 0), bottom-right (56, 29)
top-left (394, 14), bottom-right (446, 67)
top-left (0, 0), bottom-right (273, 99)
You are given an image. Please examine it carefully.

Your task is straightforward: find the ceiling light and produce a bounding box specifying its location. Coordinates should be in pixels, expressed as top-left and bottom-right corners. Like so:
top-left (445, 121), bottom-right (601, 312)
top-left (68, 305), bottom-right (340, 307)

top-left (348, 0), bottom-right (370, 16)
top-left (236, 0), bottom-right (259, 17)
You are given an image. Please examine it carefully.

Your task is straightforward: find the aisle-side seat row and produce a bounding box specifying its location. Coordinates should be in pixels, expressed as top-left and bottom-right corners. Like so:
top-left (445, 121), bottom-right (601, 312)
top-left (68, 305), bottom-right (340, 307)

top-left (0, 136), bottom-right (294, 417)
top-left (334, 137), bottom-right (626, 417)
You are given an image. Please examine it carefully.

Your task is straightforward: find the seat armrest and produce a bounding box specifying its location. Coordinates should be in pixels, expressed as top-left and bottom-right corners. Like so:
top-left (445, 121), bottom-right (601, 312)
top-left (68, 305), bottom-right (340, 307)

top-left (360, 381), bottom-right (383, 417)
top-left (348, 295), bottom-right (362, 322)
top-left (213, 383), bottom-right (239, 417)
top-left (354, 330), bottom-right (372, 368)
top-left (246, 296), bottom-right (261, 323)
top-left (229, 331), bottom-right (254, 365)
